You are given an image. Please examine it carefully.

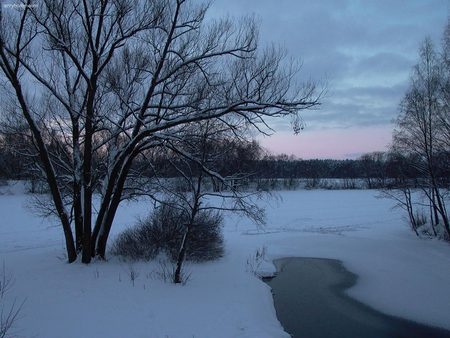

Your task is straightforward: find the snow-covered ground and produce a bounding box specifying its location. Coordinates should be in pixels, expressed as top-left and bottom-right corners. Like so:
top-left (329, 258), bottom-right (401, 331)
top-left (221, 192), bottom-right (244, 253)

top-left (1, 182), bottom-right (450, 338)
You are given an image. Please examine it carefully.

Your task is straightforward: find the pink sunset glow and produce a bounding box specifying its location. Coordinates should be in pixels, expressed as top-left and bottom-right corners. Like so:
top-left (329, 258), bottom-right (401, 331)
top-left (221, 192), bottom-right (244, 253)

top-left (210, 0), bottom-right (448, 161)
top-left (259, 126), bottom-right (393, 159)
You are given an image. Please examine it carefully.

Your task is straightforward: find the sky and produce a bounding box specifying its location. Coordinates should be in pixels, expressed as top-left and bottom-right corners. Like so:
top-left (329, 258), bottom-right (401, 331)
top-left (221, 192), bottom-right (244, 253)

top-left (209, 0), bottom-right (449, 159)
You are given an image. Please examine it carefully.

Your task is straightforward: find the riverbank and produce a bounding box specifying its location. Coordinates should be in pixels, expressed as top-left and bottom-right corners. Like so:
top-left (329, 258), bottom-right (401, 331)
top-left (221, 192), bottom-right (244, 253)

top-left (264, 257), bottom-right (450, 338)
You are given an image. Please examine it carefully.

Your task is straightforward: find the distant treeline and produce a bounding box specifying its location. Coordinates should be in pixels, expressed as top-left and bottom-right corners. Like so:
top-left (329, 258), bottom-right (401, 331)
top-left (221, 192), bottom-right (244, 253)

top-left (245, 156), bottom-right (394, 179)
top-left (142, 151), bottom-right (447, 183)
top-left (0, 132), bottom-right (448, 189)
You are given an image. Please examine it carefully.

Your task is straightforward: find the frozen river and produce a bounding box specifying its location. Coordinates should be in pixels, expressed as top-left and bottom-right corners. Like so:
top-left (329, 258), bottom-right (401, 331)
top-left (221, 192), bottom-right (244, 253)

top-left (264, 257), bottom-right (450, 338)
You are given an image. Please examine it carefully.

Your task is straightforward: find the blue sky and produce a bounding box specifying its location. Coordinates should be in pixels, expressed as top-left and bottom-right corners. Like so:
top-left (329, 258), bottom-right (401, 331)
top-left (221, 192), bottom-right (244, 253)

top-left (209, 0), bottom-right (449, 158)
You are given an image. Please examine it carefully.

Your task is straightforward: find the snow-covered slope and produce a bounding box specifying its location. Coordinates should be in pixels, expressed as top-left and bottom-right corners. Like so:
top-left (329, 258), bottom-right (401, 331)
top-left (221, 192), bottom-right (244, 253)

top-left (1, 187), bottom-right (449, 338)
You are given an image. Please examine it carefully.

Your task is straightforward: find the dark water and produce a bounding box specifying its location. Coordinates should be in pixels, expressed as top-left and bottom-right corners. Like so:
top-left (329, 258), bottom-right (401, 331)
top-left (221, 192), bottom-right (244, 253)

top-left (264, 257), bottom-right (450, 338)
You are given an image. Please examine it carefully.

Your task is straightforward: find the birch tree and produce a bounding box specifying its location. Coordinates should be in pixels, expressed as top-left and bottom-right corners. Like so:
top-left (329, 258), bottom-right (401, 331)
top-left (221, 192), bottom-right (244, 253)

top-left (0, 0), bottom-right (320, 263)
top-left (393, 37), bottom-right (449, 237)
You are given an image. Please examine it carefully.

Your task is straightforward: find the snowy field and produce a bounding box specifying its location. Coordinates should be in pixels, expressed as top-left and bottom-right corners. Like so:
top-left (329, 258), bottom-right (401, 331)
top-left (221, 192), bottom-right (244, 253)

top-left (1, 182), bottom-right (450, 338)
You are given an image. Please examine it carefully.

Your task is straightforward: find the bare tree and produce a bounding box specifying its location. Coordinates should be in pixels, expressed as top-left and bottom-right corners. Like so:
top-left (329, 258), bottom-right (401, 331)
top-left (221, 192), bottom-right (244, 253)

top-left (380, 151), bottom-right (427, 235)
top-left (159, 120), bottom-right (266, 283)
top-left (359, 151), bottom-right (387, 189)
top-left (0, 264), bottom-right (23, 338)
top-left (439, 19), bottom-right (450, 173)
top-left (393, 37), bottom-right (449, 238)
top-left (0, 0), bottom-right (320, 263)
top-left (382, 186), bottom-right (422, 236)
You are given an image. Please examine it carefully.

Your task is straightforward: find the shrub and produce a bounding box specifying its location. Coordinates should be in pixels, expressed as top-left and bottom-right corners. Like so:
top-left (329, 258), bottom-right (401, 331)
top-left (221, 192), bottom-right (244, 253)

top-left (112, 204), bottom-right (224, 262)
top-left (414, 211), bottom-right (427, 228)
top-left (305, 178), bottom-right (323, 190)
top-left (0, 264), bottom-right (23, 338)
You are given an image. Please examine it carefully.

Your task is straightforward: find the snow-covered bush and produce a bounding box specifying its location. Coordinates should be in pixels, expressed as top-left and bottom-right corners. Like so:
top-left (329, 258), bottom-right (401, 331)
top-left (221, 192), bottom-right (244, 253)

top-left (112, 204), bottom-right (224, 262)
top-left (246, 246), bottom-right (267, 276)
top-left (149, 260), bottom-right (191, 285)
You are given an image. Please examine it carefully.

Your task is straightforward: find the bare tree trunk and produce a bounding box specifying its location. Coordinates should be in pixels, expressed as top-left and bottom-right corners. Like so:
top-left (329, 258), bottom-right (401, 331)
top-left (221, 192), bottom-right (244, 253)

top-left (95, 196), bottom-right (121, 260)
top-left (81, 84), bottom-right (97, 263)
top-left (431, 188), bottom-right (440, 226)
top-left (91, 179), bottom-right (116, 257)
top-left (404, 189), bottom-right (420, 236)
top-left (0, 8), bottom-right (77, 261)
top-left (432, 186), bottom-right (450, 237)
top-left (94, 154), bottom-right (135, 259)
top-left (9, 79), bottom-right (77, 262)
top-left (173, 169), bottom-right (202, 284)
top-left (72, 117), bottom-right (83, 253)
top-left (73, 184), bottom-right (83, 252)
top-left (174, 225), bottom-right (191, 284)
top-left (91, 162), bottom-right (123, 257)
top-left (429, 194), bottom-right (437, 236)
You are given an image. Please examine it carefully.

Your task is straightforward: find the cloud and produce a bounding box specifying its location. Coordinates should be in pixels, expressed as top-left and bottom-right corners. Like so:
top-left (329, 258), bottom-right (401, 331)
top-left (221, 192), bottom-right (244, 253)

top-left (333, 82), bottom-right (409, 101)
top-left (302, 103), bottom-right (394, 129)
top-left (267, 81), bottom-right (407, 132)
top-left (208, 0), bottom-right (448, 133)
top-left (352, 53), bottom-right (412, 76)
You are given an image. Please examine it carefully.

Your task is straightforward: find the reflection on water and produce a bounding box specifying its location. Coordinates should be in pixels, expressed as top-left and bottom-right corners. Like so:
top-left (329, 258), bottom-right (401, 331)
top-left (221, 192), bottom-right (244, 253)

top-left (264, 257), bottom-right (450, 338)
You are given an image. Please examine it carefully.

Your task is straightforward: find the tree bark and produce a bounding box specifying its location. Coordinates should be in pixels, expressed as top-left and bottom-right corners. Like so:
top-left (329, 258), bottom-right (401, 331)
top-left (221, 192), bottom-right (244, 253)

top-left (94, 153), bottom-right (136, 259)
top-left (81, 79), bottom-right (97, 263)
top-left (174, 225), bottom-right (191, 284)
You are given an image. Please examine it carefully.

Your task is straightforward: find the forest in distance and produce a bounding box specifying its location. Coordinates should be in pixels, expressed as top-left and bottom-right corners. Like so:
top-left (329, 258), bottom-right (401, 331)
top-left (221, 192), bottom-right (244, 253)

top-left (1, 139), bottom-right (448, 186)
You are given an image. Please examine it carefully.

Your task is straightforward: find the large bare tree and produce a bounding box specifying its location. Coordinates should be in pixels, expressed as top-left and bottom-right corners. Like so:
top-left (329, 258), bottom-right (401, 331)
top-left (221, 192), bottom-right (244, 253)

top-left (0, 0), bottom-right (320, 263)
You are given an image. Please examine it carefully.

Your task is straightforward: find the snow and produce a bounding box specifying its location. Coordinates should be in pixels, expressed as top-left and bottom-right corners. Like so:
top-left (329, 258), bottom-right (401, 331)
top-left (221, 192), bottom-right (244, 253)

top-left (1, 182), bottom-right (450, 338)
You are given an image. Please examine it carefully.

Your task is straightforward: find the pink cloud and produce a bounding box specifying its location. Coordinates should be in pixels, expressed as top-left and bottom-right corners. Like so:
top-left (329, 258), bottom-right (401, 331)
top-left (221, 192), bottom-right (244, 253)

top-left (259, 125), bottom-right (393, 159)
